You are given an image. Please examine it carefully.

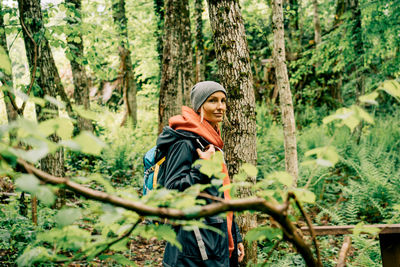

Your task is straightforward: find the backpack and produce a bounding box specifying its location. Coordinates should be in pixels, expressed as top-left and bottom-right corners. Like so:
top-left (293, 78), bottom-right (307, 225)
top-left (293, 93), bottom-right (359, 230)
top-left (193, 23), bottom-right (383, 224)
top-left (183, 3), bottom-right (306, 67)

top-left (143, 146), bottom-right (166, 195)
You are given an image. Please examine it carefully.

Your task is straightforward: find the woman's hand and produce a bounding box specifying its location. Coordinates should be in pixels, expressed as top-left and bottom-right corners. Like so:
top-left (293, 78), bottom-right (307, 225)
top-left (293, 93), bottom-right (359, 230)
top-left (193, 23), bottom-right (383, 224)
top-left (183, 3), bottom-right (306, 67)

top-left (196, 144), bottom-right (215, 160)
top-left (238, 242), bottom-right (245, 262)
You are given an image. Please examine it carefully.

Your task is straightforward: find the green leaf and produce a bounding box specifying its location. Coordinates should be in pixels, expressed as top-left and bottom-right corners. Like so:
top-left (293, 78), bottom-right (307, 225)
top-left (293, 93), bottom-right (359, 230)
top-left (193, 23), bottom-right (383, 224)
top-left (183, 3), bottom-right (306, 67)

top-left (351, 222), bottom-right (380, 237)
top-left (73, 105), bottom-right (99, 121)
top-left (291, 188), bottom-right (316, 203)
top-left (110, 238), bottom-right (129, 252)
top-left (73, 36), bottom-right (81, 43)
top-left (36, 186), bottom-right (55, 206)
top-left (88, 173), bottom-right (115, 193)
top-left (352, 105), bottom-right (374, 124)
top-left (241, 163), bottom-right (257, 178)
top-left (99, 254), bottom-right (136, 266)
top-left (38, 117), bottom-right (74, 140)
top-left (9, 146), bottom-right (49, 163)
top-left (305, 146), bottom-right (339, 167)
top-left (0, 46), bottom-right (12, 76)
top-left (359, 91), bottom-right (379, 105)
top-left (268, 171), bottom-right (293, 187)
top-left (245, 226), bottom-right (282, 242)
top-left (378, 80), bottom-right (400, 99)
top-left (15, 174), bottom-right (40, 193)
top-left (55, 208), bottom-right (82, 227)
top-left (73, 131), bottom-right (105, 155)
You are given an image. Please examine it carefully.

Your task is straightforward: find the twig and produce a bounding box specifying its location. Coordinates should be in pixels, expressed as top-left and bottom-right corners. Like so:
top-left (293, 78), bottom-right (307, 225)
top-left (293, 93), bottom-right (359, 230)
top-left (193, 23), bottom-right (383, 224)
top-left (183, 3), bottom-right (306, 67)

top-left (289, 192), bottom-right (322, 266)
top-left (198, 192), bottom-right (225, 202)
top-left (336, 236), bottom-right (351, 267)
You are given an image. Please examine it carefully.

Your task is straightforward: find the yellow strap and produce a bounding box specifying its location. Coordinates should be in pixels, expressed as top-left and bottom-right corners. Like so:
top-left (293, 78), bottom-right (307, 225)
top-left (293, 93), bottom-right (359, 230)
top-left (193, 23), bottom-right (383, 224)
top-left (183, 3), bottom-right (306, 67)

top-left (153, 157), bottom-right (166, 189)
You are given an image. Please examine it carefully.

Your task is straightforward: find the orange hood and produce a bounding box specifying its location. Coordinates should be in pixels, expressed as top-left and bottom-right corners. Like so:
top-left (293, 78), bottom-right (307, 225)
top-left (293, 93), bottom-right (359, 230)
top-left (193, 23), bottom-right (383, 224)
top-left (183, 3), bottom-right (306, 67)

top-left (169, 106), bottom-right (224, 149)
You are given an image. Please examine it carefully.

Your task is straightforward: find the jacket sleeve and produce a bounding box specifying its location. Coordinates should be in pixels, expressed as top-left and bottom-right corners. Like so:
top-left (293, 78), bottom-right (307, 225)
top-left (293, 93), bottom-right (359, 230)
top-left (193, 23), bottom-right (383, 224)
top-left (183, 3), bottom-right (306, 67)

top-left (234, 220), bottom-right (243, 243)
top-left (163, 140), bottom-right (210, 191)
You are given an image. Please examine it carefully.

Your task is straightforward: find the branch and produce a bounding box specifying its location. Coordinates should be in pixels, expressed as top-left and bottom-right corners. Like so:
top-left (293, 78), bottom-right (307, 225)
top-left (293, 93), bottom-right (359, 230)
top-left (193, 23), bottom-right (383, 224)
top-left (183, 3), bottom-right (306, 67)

top-left (15, 158), bottom-right (321, 266)
top-left (336, 236), bottom-right (351, 267)
top-left (289, 192), bottom-right (322, 266)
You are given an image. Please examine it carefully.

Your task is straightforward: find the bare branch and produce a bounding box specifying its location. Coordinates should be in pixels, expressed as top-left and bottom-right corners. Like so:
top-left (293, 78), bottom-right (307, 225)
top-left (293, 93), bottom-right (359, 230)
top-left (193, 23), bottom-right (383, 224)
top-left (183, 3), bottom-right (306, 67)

top-left (336, 236), bottom-right (351, 267)
top-left (289, 192), bottom-right (322, 266)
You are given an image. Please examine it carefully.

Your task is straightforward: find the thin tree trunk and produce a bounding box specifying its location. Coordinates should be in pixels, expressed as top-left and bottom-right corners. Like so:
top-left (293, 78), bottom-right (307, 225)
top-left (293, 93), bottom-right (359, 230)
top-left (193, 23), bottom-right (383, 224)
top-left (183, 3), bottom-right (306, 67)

top-left (153, 0), bottom-right (164, 83)
top-left (207, 0), bottom-right (257, 265)
top-left (194, 0), bottom-right (205, 83)
top-left (66, 0), bottom-right (93, 132)
top-left (158, 0), bottom-right (193, 133)
top-left (0, 3), bottom-right (18, 135)
top-left (112, 0), bottom-right (137, 128)
top-left (272, 0), bottom-right (299, 185)
top-left (181, 0), bottom-right (193, 106)
top-left (18, 0), bottom-right (65, 207)
top-left (312, 0), bottom-right (322, 45)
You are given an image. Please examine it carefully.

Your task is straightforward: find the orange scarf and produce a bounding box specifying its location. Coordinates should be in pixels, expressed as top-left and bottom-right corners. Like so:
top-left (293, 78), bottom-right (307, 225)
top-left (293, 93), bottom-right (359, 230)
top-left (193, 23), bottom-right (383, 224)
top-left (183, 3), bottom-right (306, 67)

top-left (169, 106), bottom-right (235, 257)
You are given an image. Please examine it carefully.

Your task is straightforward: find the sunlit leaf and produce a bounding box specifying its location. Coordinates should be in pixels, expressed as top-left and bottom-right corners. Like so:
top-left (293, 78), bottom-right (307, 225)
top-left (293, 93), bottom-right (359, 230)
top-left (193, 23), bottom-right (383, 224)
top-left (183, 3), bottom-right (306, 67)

top-left (241, 163), bottom-right (257, 177)
top-left (378, 80), bottom-right (400, 99)
top-left (36, 186), bottom-right (55, 206)
top-left (44, 95), bottom-right (66, 109)
top-left (291, 188), bottom-right (316, 203)
top-left (55, 208), bottom-right (82, 227)
top-left (73, 131), bottom-right (105, 155)
top-left (73, 105), bottom-right (99, 121)
top-left (359, 91), bottom-right (379, 105)
top-left (99, 254), bottom-right (136, 266)
top-left (0, 46), bottom-right (12, 76)
top-left (15, 174), bottom-right (40, 193)
top-left (268, 171), bottom-right (293, 187)
top-left (351, 222), bottom-right (380, 237)
top-left (245, 226), bottom-right (282, 242)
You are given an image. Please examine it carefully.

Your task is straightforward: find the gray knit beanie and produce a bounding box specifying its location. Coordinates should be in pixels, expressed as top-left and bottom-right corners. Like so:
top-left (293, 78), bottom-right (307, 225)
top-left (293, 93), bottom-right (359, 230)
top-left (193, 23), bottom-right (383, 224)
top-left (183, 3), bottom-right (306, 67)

top-left (190, 81), bottom-right (227, 112)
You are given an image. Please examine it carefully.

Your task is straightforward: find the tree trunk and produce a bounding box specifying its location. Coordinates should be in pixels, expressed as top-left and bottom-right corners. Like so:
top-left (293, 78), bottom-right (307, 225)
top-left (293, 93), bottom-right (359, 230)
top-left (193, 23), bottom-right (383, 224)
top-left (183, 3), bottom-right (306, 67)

top-left (349, 0), bottom-right (365, 98)
top-left (0, 2), bottom-right (18, 135)
top-left (272, 0), bottom-right (299, 185)
top-left (207, 0), bottom-right (257, 265)
top-left (112, 0), bottom-right (137, 128)
top-left (65, 0), bottom-right (93, 132)
top-left (158, 0), bottom-right (193, 133)
top-left (153, 0), bottom-right (164, 82)
top-left (18, 0), bottom-right (65, 207)
top-left (312, 0), bottom-right (322, 45)
top-left (194, 0), bottom-right (205, 83)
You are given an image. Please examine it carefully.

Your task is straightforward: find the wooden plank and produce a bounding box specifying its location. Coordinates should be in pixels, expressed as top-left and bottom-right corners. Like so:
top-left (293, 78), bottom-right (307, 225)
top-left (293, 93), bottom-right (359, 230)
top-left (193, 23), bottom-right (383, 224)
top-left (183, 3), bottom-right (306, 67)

top-left (301, 224), bottom-right (400, 236)
top-left (380, 233), bottom-right (400, 267)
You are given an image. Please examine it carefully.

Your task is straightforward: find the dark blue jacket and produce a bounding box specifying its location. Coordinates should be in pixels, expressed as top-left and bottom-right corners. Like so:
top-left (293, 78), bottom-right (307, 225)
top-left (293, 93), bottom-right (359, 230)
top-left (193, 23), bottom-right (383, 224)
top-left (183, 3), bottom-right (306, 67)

top-left (157, 127), bottom-right (242, 267)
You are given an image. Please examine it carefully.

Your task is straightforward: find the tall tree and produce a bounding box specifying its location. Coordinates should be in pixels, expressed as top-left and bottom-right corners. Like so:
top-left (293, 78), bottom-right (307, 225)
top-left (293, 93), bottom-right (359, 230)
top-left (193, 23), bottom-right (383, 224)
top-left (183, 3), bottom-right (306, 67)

top-left (206, 0), bottom-right (257, 265)
top-left (272, 0), bottom-right (299, 184)
top-left (194, 0), bottom-right (205, 82)
top-left (158, 0), bottom-right (193, 133)
top-left (17, 0), bottom-right (66, 208)
top-left (112, 0), bottom-right (137, 127)
top-left (0, 3), bottom-right (18, 130)
top-left (153, 0), bottom-right (164, 80)
top-left (65, 0), bottom-right (93, 132)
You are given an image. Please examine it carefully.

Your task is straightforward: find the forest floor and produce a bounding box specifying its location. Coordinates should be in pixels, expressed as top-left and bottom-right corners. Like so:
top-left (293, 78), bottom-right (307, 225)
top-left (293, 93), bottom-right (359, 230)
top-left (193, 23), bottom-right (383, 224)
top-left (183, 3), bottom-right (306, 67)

top-left (129, 236), bottom-right (165, 266)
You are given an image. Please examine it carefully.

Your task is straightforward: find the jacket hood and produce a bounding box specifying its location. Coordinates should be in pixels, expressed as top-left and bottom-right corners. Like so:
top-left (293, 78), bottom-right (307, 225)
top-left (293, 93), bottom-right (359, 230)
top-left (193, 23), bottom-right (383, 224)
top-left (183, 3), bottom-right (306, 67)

top-left (156, 126), bottom-right (207, 151)
top-left (167, 106), bottom-right (224, 148)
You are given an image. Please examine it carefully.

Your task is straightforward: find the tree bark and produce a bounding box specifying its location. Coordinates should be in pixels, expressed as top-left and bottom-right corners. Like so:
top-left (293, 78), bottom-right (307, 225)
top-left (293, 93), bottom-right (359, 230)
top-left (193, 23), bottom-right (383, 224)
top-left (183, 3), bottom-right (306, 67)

top-left (18, 0), bottom-right (65, 207)
top-left (312, 0), bottom-right (322, 45)
top-left (153, 0), bottom-right (164, 82)
top-left (194, 0), bottom-right (205, 83)
top-left (65, 0), bottom-right (93, 132)
top-left (207, 0), bottom-right (257, 265)
top-left (112, 0), bottom-right (137, 128)
top-left (272, 0), bottom-right (299, 185)
top-left (0, 3), bottom-right (18, 134)
top-left (158, 0), bottom-right (193, 133)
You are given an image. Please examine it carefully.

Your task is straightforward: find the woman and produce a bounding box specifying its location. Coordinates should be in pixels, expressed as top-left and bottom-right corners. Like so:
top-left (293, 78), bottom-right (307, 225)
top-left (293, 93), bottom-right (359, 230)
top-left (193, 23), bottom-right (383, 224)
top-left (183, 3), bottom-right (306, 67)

top-left (156, 81), bottom-right (245, 267)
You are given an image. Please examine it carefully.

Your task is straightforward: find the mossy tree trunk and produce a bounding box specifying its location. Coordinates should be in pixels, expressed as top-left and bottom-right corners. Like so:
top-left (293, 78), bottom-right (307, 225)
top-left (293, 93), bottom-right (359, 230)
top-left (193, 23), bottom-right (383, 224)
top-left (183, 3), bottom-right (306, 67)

top-left (194, 0), bottom-right (205, 83)
top-left (272, 0), bottom-right (299, 185)
top-left (158, 0), bottom-right (193, 133)
top-left (112, 0), bottom-right (137, 128)
top-left (18, 0), bottom-right (66, 207)
top-left (207, 0), bottom-right (257, 265)
top-left (65, 0), bottom-right (93, 132)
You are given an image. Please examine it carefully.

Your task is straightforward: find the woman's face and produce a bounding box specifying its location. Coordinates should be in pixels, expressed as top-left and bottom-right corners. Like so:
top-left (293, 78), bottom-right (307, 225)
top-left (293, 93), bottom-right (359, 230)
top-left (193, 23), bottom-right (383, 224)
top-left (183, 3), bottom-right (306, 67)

top-left (201, 91), bottom-right (226, 127)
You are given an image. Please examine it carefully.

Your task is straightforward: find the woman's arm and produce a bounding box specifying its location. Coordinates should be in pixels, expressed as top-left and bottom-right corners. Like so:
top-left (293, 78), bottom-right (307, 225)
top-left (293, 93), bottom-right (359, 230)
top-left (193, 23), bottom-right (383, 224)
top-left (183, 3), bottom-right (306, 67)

top-left (163, 140), bottom-right (209, 191)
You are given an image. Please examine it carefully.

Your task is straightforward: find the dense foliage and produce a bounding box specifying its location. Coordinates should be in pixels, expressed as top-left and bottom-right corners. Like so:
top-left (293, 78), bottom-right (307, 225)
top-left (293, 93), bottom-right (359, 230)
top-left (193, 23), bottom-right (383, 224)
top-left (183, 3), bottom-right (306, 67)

top-left (0, 0), bottom-right (399, 266)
